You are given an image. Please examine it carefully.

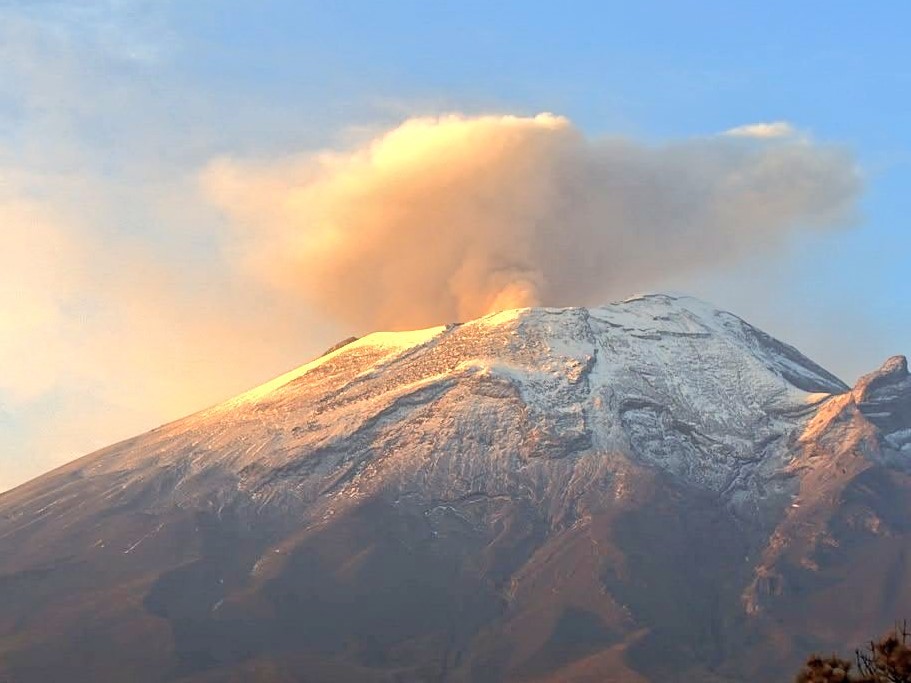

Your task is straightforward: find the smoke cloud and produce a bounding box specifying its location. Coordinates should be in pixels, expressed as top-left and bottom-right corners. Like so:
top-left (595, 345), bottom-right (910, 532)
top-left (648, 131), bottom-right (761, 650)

top-left (203, 113), bottom-right (860, 331)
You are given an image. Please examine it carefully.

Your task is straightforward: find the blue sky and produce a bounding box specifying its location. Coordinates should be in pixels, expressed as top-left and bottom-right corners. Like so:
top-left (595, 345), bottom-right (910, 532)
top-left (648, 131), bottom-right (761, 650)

top-left (0, 0), bottom-right (908, 490)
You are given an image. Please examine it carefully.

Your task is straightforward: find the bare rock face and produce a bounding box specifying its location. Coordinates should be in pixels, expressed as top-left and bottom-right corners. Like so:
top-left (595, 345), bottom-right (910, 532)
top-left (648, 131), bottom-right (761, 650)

top-left (0, 294), bottom-right (908, 683)
top-left (853, 355), bottom-right (911, 449)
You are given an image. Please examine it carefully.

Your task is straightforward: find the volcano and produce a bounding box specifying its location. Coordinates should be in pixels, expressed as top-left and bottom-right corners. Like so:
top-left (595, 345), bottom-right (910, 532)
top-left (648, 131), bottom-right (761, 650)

top-left (2, 294), bottom-right (909, 682)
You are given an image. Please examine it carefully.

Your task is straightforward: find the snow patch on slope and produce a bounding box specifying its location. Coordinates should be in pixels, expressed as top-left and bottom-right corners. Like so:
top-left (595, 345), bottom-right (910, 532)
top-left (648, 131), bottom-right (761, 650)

top-left (223, 324), bottom-right (447, 406)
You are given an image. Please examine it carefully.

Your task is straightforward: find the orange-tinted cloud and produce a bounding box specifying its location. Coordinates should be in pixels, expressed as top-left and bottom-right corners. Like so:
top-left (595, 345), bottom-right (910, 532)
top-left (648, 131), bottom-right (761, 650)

top-left (0, 173), bottom-right (335, 492)
top-left (203, 113), bottom-right (860, 332)
top-left (0, 198), bottom-right (85, 405)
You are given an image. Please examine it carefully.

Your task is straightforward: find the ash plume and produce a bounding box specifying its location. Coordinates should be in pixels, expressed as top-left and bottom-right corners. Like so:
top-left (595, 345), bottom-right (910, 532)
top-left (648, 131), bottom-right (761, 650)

top-left (204, 113), bottom-right (860, 331)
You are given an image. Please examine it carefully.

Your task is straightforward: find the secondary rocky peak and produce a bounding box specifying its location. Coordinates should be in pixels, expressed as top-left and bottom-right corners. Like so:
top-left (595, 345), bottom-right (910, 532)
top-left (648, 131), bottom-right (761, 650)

top-left (852, 354), bottom-right (911, 446)
top-left (853, 354), bottom-right (909, 400)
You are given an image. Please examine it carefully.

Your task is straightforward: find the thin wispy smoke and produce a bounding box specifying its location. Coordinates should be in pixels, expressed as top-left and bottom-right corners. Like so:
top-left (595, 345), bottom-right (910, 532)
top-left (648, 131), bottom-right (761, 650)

top-left (204, 113), bottom-right (861, 331)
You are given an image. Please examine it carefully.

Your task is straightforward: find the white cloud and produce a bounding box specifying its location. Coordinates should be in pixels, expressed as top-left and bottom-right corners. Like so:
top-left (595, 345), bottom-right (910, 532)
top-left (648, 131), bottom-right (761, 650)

top-left (722, 121), bottom-right (798, 139)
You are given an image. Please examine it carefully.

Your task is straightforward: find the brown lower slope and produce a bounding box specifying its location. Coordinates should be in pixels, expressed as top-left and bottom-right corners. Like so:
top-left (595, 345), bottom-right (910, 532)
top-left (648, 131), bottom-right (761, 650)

top-left (7, 445), bottom-right (910, 683)
top-left (0, 460), bottom-right (736, 682)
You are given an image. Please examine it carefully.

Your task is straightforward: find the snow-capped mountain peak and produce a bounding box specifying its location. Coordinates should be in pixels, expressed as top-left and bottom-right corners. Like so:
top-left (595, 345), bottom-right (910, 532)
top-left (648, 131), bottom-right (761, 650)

top-left (37, 294), bottom-right (848, 515)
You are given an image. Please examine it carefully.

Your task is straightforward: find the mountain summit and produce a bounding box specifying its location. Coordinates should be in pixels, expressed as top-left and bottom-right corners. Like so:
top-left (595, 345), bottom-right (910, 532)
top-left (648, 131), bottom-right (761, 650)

top-left (1, 294), bottom-right (908, 682)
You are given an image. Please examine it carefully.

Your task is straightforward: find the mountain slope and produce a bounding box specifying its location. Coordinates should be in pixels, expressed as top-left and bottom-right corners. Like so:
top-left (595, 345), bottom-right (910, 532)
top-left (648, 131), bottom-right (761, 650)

top-left (0, 294), bottom-right (907, 682)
